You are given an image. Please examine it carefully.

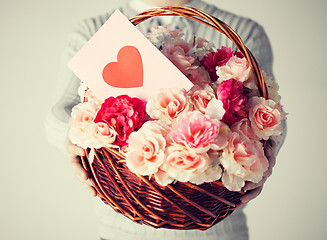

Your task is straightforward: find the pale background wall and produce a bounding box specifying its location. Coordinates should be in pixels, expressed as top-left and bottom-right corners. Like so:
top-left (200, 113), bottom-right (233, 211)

top-left (1, 0), bottom-right (326, 239)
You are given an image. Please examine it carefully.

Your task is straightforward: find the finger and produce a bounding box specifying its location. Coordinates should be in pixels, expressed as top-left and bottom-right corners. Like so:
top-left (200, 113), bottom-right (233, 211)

top-left (70, 156), bottom-right (89, 181)
top-left (242, 185), bottom-right (263, 204)
top-left (264, 164), bottom-right (273, 178)
top-left (84, 181), bottom-right (97, 197)
top-left (65, 137), bottom-right (85, 156)
top-left (68, 143), bottom-right (85, 156)
top-left (264, 144), bottom-right (273, 157)
top-left (243, 177), bottom-right (266, 191)
top-left (267, 155), bottom-right (276, 170)
top-left (264, 139), bottom-right (277, 157)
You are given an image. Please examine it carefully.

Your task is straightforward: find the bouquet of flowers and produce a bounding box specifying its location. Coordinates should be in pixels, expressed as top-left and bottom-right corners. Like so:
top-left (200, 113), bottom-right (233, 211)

top-left (69, 26), bottom-right (285, 192)
top-left (66, 6), bottom-right (288, 230)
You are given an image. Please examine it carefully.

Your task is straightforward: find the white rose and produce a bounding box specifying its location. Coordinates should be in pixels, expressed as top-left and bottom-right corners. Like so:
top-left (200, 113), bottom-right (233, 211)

top-left (216, 56), bottom-right (252, 83)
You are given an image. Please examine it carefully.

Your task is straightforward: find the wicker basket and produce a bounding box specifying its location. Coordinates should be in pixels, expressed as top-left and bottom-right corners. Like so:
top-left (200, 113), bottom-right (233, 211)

top-left (81, 6), bottom-right (268, 230)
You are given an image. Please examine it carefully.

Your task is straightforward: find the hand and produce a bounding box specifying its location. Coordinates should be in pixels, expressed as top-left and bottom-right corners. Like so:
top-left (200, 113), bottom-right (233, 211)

top-left (237, 139), bottom-right (277, 208)
top-left (64, 136), bottom-right (97, 197)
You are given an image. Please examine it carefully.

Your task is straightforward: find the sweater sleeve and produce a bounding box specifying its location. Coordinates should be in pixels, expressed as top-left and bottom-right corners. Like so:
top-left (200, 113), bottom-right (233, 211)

top-left (44, 8), bottom-right (128, 150)
top-left (243, 23), bottom-right (287, 156)
top-left (243, 23), bottom-right (274, 79)
top-left (44, 20), bottom-right (94, 150)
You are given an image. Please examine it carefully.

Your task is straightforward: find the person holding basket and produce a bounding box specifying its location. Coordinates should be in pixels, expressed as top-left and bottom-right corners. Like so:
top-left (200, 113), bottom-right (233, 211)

top-left (45, 0), bottom-right (286, 239)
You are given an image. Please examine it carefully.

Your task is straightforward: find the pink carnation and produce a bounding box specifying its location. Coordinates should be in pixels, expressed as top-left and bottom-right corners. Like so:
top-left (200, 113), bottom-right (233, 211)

top-left (217, 79), bottom-right (248, 125)
top-left (189, 36), bottom-right (210, 48)
top-left (184, 67), bottom-right (211, 85)
top-left (202, 46), bottom-right (233, 81)
top-left (147, 26), bottom-right (183, 42)
top-left (162, 39), bottom-right (194, 73)
top-left (230, 119), bottom-right (258, 141)
top-left (94, 95), bottom-right (146, 146)
top-left (84, 88), bottom-right (103, 106)
top-left (168, 111), bottom-right (230, 153)
top-left (220, 132), bottom-right (269, 191)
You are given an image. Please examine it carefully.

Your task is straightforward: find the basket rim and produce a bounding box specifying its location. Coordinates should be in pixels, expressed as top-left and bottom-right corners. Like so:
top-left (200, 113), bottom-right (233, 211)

top-left (129, 5), bottom-right (268, 99)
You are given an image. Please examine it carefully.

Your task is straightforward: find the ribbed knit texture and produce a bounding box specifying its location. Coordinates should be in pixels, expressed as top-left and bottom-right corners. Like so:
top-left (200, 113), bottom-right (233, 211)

top-left (44, 1), bottom-right (282, 239)
top-left (95, 199), bottom-right (248, 240)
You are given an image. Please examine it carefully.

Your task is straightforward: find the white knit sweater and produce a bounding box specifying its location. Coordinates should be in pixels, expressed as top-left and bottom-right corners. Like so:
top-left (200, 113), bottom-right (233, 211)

top-left (45, 1), bottom-right (283, 239)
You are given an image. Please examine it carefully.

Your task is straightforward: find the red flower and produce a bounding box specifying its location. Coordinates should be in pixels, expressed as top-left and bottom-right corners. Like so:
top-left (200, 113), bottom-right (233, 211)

top-left (217, 79), bottom-right (248, 125)
top-left (202, 46), bottom-right (233, 81)
top-left (94, 95), bottom-right (146, 146)
top-left (202, 47), bottom-right (245, 82)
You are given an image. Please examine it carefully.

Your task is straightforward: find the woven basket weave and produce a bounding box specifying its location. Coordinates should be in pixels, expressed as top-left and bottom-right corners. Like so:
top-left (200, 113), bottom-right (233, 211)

top-left (81, 6), bottom-right (268, 230)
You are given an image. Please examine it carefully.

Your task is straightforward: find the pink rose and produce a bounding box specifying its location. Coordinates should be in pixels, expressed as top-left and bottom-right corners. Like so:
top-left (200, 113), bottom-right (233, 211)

top-left (216, 55), bottom-right (252, 83)
top-left (188, 37), bottom-right (214, 61)
top-left (126, 121), bottom-right (167, 176)
top-left (217, 79), bottom-right (248, 125)
top-left (188, 85), bottom-right (215, 114)
top-left (92, 122), bottom-right (117, 146)
top-left (162, 39), bottom-right (194, 73)
top-left (161, 146), bottom-right (211, 183)
top-left (184, 67), bottom-right (211, 85)
top-left (202, 46), bottom-right (233, 81)
top-left (146, 88), bottom-right (191, 124)
top-left (248, 97), bottom-right (286, 140)
top-left (70, 102), bottom-right (97, 127)
top-left (68, 102), bottom-right (100, 148)
top-left (153, 168), bottom-right (174, 186)
top-left (94, 95), bottom-right (146, 146)
top-left (220, 132), bottom-right (269, 191)
top-left (168, 111), bottom-right (230, 153)
top-left (231, 119), bottom-right (258, 141)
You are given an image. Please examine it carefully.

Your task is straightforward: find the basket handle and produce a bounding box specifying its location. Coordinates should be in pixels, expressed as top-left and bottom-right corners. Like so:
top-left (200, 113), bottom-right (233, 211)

top-left (129, 6), bottom-right (268, 99)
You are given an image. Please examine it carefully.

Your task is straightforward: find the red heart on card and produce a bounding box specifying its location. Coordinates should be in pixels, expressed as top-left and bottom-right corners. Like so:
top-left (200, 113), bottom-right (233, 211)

top-left (102, 45), bottom-right (143, 88)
